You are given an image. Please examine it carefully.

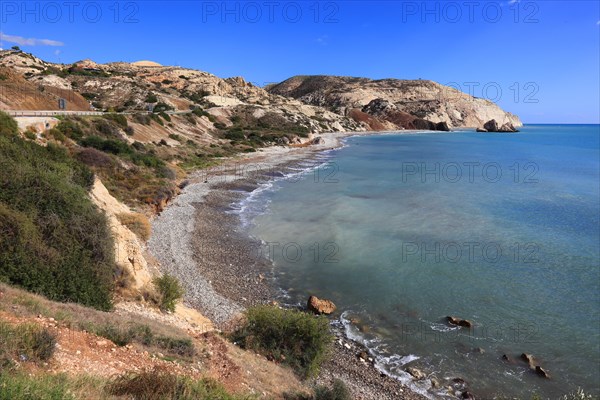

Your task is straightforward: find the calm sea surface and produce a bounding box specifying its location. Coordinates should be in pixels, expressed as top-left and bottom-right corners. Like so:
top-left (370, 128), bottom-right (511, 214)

top-left (241, 125), bottom-right (600, 398)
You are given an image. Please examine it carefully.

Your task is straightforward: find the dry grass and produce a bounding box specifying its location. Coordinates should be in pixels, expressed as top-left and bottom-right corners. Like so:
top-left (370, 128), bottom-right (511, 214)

top-left (116, 212), bottom-right (152, 241)
top-left (0, 284), bottom-right (190, 349)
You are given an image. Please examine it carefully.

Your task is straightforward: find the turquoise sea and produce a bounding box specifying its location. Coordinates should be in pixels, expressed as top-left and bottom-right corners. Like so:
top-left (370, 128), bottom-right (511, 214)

top-left (241, 125), bottom-right (600, 398)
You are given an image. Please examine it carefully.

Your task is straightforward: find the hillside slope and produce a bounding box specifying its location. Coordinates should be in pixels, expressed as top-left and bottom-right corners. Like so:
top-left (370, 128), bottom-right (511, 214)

top-left (267, 75), bottom-right (522, 130)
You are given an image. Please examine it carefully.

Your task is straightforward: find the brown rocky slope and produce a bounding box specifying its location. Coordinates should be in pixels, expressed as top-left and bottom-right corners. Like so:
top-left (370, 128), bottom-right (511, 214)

top-left (267, 75), bottom-right (522, 130)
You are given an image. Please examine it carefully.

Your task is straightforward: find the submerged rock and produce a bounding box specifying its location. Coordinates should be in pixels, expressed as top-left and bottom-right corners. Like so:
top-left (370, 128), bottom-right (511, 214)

top-left (307, 295), bottom-right (336, 315)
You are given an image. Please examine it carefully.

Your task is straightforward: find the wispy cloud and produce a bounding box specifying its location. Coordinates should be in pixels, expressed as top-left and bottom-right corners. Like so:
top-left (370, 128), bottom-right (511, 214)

top-left (316, 35), bottom-right (329, 46)
top-left (0, 32), bottom-right (64, 47)
top-left (597, 20), bottom-right (600, 25)
top-left (507, 0), bottom-right (520, 4)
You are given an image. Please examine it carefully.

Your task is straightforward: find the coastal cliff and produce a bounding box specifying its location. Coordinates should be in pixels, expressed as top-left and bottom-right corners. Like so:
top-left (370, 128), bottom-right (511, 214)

top-left (267, 75), bottom-right (522, 130)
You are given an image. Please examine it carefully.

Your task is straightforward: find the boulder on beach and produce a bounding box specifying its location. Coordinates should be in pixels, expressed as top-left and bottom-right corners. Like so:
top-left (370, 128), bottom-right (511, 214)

top-left (311, 136), bottom-right (324, 145)
top-left (446, 316), bottom-right (473, 328)
top-left (307, 295), bottom-right (336, 314)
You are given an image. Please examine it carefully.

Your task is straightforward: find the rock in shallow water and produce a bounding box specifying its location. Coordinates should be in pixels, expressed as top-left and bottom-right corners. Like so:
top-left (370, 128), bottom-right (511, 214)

top-left (307, 295), bottom-right (336, 314)
top-left (446, 316), bottom-right (473, 328)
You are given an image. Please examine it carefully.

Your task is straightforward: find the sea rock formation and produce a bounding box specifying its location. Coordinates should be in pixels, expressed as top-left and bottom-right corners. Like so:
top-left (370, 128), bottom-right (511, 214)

top-left (268, 75), bottom-right (522, 130)
top-left (481, 119), bottom-right (519, 133)
top-left (446, 316), bottom-right (473, 328)
top-left (307, 295), bottom-right (336, 314)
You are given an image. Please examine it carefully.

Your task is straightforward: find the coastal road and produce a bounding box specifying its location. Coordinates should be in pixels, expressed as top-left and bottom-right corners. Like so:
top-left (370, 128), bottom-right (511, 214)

top-left (1, 110), bottom-right (194, 117)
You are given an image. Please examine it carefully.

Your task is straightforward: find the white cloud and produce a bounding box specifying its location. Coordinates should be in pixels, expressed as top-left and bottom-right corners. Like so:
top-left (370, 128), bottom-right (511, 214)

top-left (316, 35), bottom-right (329, 46)
top-left (597, 20), bottom-right (600, 25)
top-left (507, 0), bottom-right (520, 4)
top-left (0, 32), bottom-right (64, 47)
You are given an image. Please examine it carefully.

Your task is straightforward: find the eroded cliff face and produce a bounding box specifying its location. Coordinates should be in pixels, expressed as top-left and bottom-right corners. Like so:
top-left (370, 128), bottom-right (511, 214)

top-left (267, 75), bottom-right (522, 130)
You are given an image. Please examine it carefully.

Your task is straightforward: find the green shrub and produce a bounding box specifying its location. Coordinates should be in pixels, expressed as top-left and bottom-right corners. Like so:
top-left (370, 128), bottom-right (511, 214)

top-left (108, 370), bottom-right (249, 400)
top-left (224, 130), bottom-right (245, 141)
top-left (0, 111), bottom-right (18, 136)
top-left (284, 380), bottom-right (351, 400)
top-left (151, 113), bottom-right (164, 126)
top-left (232, 306), bottom-right (332, 377)
top-left (145, 93), bottom-right (158, 103)
top-left (54, 119), bottom-right (84, 140)
top-left (153, 102), bottom-right (174, 113)
top-left (103, 113), bottom-right (128, 129)
top-left (153, 274), bottom-right (184, 312)
top-left (0, 135), bottom-right (114, 310)
top-left (0, 322), bottom-right (57, 364)
top-left (0, 372), bottom-right (75, 400)
top-left (168, 133), bottom-right (182, 142)
top-left (91, 323), bottom-right (195, 357)
top-left (159, 112), bottom-right (172, 122)
top-left (80, 136), bottom-right (132, 155)
top-left (47, 128), bottom-right (66, 142)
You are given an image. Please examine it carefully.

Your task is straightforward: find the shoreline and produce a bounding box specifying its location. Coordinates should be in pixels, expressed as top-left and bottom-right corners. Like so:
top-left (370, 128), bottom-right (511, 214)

top-left (148, 130), bottom-right (428, 399)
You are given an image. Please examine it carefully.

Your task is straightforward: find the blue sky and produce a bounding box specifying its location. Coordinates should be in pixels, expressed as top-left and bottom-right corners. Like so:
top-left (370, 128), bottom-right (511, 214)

top-left (1, 0), bottom-right (598, 123)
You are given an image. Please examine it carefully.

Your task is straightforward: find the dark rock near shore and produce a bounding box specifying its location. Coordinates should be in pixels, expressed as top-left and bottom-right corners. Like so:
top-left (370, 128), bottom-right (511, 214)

top-left (311, 136), bottom-right (323, 145)
top-left (502, 354), bottom-right (512, 362)
top-left (435, 121), bottom-right (450, 131)
top-left (446, 316), bottom-right (473, 328)
top-left (481, 119), bottom-right (519, 133)
top-left (462, 391), bottom-right (476, 399)
top-left (535, 365), bottom-right (550, 379)
top-left (307, 295), bottom-right (337, 315)
top-left (520, 353), bottom-right (535, 366)
top-left (499, 122), bottom-right (519, 132)
top-left (484, 119), bottom-right (499, 132)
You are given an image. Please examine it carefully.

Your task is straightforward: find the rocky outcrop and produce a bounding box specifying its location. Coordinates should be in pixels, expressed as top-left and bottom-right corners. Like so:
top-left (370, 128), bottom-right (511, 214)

top-left (446, 316), bottom-right (473, 328)
top-left (484, 119), bottom-right (499, 132)
top-left (405, 366), bottom-right (426, 380)
top-left (307, 295), bottom-right (336, 315)
top-left (268, 75), bottom-right (522, 130)
top-left (535, 366), bottom-right (550, 379)
top-left (89, 178), bottom-right (154, 290)
top-left (481, 119), bottom-right (519, 133)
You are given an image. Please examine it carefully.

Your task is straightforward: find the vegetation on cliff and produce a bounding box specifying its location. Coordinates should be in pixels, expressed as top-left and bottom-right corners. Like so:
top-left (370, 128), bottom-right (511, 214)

top-left (232, 306), bottom-right (333, 378)
top-left (0, 112), bottom-right (115, 310)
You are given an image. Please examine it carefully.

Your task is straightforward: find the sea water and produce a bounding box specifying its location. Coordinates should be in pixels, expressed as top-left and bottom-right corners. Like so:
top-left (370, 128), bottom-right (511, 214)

top-left (242, 125), bottom-right (600, 398)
